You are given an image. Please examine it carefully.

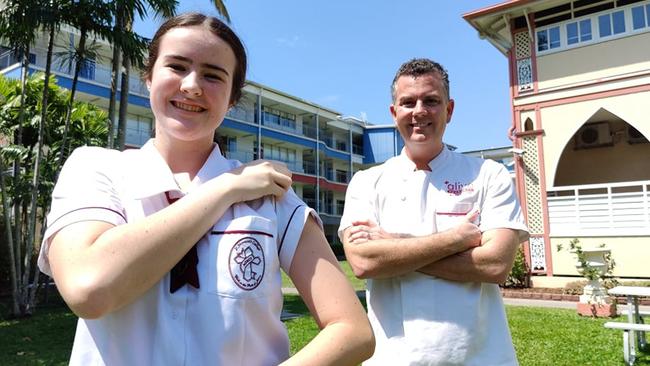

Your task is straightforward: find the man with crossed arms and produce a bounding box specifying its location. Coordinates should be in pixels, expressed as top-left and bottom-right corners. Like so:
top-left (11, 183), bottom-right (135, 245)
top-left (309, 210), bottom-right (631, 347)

top-left (339, 58), bottom-right (529, 365)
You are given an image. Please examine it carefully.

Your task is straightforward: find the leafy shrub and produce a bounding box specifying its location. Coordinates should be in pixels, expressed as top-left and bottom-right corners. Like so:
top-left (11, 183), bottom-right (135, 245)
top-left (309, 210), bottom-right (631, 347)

top-left (503, 245), bottom-right (530, 288)
top-left (563, 280), bottom-right (587, 295)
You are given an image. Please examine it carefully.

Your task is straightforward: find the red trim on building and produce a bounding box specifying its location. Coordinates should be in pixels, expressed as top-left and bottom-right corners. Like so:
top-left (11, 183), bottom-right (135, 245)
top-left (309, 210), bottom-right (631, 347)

top-left (293, 174), bottom-right (348, 193)
top-left (515, 129), bottom-right (544, 137)
top-left (463, 0), bottom-right (536, 20)
top-left (293, 174), bottom-right (317, 185)
top-left (530, 13), bottom-right (539, 94)
top-left (514, 77), bottom-right (650, 111)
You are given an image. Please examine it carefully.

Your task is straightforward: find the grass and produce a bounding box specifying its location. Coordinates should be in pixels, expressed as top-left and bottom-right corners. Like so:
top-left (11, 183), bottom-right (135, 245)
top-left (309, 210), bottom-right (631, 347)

top-left (281, 260), bottom-right (366, 291)
top-left (3, 265), bottom-right (650, 366)
top-left (0, 305), bottom-right (75, 366)
top-left (2, 298), bottom-right (649, 365)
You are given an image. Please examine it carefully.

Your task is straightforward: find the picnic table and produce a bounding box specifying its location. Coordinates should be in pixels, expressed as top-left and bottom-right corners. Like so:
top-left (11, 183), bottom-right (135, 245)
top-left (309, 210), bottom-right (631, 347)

top-left (605, 286), bottom-right (650, 365)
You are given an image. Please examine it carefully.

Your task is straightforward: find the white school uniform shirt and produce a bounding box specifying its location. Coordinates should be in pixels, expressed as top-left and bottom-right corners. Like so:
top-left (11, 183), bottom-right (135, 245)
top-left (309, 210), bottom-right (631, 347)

top-left (38, 140), bottom-right (320, 366)
top-left (339, 148), bottom-right (528, 366)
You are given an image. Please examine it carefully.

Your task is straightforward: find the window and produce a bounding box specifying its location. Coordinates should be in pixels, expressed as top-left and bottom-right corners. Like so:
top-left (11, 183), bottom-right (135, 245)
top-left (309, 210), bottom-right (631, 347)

top-left (632, 4), bottom-right (650, 29)
top-left (79, 58), bottom-right (96, 80)
top-left (125, 115), bottom-right (152, 146)
top-left (537, 26), bottom-right (561, 51)
top-left (599, 10), bottom-right (626, 37)
top-left (567, 18), bottom-right (593, 44)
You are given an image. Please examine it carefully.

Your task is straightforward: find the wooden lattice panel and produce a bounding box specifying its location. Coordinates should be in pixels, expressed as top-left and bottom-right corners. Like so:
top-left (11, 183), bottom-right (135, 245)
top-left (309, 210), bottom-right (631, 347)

top-left (515, 32), bottom-right (531, 59)
top-left (522, 136), bottom-right (544, 234)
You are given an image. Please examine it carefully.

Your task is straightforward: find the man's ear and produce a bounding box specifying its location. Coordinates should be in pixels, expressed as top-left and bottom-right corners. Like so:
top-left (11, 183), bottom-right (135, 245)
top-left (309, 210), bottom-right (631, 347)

top-left (389, 104), bottom-right (397, 122)
top-left (446, 99), bottom-right (455, 124)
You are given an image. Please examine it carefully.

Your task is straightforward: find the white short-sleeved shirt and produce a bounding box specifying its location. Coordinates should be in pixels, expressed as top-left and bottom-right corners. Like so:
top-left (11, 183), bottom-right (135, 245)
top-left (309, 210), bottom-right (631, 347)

top-left (339, 148), bottom-right (528, 366)
top-left (39, 140), bottom-right (320, 366)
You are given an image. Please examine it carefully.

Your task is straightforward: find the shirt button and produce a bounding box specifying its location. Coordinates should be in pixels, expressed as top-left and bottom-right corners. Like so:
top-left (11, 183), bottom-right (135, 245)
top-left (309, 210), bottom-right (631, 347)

top-left (172, 311), bottom-right (178, 320)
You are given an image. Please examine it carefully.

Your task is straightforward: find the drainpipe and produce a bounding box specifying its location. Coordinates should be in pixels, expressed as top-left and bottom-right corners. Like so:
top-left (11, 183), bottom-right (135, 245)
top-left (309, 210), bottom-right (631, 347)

top-left (256, 88), bottom-right (262, 159)
top-left (316, 111), bottom-right (320, 213)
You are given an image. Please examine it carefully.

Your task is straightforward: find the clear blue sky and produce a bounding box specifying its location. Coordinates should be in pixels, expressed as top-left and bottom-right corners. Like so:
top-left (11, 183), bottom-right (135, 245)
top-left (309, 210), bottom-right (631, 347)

top-left (135, 0), bottom-right (511, 152)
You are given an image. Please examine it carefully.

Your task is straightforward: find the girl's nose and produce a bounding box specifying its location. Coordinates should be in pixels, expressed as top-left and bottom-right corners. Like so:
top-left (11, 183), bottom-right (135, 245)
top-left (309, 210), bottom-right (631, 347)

top-left (180, 72), bottom-right (202, 96)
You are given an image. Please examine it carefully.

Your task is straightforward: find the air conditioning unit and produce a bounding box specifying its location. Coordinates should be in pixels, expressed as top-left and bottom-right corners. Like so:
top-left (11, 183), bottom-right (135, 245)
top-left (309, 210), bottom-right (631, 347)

top-left (627, 125), bottom-right (649, 144)
top-left (575, 122), bottom-right (613, 149)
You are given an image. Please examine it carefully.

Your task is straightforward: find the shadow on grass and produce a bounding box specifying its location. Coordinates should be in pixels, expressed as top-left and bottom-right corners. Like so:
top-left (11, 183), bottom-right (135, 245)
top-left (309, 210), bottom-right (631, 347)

top-left (0, 305), bottom-right (75, 366)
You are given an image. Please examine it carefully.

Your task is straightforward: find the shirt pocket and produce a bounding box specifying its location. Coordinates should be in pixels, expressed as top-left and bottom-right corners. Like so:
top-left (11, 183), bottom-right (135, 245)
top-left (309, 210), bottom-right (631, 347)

top-left (435, 199), bottom-right (477, 232)
top-left (208, 215), bottom-right (278, 299)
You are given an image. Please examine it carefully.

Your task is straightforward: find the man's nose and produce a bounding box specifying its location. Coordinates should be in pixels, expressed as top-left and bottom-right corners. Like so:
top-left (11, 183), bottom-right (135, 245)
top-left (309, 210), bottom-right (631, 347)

top-left (413, 100), bottom-right (427, 115)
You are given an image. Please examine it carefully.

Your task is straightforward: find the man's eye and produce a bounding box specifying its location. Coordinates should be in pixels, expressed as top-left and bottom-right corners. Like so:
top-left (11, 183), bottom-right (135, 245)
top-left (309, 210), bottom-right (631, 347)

top-left (425, 99), bottom-right (440, 106)
top-left (401, 101), bottom-right (415, 108)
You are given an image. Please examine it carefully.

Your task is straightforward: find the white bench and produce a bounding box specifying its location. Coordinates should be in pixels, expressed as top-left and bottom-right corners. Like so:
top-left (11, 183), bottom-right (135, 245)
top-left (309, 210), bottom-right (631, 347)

top-left (604, 321), bottom-right (650, 365)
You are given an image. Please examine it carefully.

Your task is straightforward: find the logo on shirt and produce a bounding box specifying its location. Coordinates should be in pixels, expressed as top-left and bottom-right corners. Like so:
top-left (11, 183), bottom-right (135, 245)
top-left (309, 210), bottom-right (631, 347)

top-left (229, 237), bottom-right (265, 290)
top-left (445, 180), bottom-right (475, 196)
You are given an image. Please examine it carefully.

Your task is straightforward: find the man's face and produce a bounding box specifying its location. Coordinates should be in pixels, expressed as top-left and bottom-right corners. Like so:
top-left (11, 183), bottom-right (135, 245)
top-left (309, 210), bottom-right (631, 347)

top-left (390, 72), bottom-right (454, 162)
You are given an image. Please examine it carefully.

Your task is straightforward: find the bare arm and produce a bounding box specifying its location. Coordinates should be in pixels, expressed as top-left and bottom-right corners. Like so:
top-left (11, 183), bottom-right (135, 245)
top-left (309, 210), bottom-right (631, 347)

top-left (342, 211), bottom-right (481, 279)
top-left (282, 217), bottom-right (374, 366)
top-left (49, 161), bottom-right (291, 319)
top-left (417, 228), bottom-right (526, 283)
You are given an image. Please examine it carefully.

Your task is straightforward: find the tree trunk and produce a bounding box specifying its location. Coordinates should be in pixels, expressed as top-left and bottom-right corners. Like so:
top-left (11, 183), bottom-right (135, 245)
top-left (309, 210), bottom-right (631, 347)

top-left (10, 44), bottom-right (32, 316)
top-left (59, 27), bottom-right (87, 166)
top-left (107, 15), bottom-right (122, 149)
top-left (0, 157), bottom-right (19, 316)
top-left (117, 18), bottom-right (132, 151)
top-left (21, 22), bottom-right (56, 316)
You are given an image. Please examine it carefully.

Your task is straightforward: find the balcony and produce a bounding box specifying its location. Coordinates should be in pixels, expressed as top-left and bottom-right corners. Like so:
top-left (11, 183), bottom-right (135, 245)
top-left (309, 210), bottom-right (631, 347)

top-left (547, 180), bottom-right (650, 236)
top-left (303, 160), bottom-right (316, 175)
top-left (2, 47), bottom-right (149, 96)
top-left (225, 149), bottom-right (304, 173)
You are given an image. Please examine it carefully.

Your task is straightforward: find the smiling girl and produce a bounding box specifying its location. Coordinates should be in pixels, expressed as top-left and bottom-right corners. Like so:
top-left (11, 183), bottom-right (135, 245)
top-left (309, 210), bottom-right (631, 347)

top-left (38, 13), bottom-right (374, 365)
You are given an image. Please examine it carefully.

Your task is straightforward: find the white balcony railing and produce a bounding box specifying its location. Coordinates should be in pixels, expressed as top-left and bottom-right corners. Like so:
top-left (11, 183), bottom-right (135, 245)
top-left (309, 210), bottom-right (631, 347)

top-left (6, 47), bottom-right (149, 96)
top-left (547, 180), bottom-right (650, 236)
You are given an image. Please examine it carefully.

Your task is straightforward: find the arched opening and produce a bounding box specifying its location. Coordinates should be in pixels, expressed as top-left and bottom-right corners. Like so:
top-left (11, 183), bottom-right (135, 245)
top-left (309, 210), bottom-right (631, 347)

top-left (554, 108), bottom-right (650, 186)
top-left (524, 117), bottom-right (534, 131)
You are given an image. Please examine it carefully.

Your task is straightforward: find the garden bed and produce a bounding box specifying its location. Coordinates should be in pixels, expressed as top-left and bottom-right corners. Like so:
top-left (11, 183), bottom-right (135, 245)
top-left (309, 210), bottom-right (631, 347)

top-left (501, 287), bottom-right (650, 305)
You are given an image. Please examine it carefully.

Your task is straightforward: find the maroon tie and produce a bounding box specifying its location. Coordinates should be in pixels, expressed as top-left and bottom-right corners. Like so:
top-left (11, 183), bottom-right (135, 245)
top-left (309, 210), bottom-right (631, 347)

top-left (165, 192), bottom-right (200, 293)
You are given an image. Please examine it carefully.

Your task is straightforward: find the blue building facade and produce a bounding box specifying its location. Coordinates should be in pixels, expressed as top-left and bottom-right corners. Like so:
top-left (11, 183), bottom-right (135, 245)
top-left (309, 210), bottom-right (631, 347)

top-left (1, 28), bottom-right (402, 244)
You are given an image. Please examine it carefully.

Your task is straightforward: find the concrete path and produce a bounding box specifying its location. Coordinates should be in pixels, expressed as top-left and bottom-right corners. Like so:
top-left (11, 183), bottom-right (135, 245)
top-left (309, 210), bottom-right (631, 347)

top-left (283, 287), bottom-right (650, 316)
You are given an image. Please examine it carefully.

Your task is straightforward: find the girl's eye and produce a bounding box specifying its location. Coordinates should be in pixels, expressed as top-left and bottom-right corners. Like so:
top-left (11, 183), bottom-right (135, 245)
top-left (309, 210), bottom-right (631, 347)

top-left (205, 73), bottom-right (224, 82)
top-left (167, 63), bottom-right (185, 71)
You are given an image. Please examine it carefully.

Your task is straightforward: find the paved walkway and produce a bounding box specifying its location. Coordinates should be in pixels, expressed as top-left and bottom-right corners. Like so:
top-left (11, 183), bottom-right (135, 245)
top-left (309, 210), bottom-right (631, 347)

top-left (282, 287), bottom-right (650, 316)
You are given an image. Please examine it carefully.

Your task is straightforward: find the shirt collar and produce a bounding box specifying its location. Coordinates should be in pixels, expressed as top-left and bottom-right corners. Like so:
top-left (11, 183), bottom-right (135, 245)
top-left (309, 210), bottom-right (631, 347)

top-left (398, 146), bottom-right (450, 173)
top-left (128, 139), bottom-right (233, 199)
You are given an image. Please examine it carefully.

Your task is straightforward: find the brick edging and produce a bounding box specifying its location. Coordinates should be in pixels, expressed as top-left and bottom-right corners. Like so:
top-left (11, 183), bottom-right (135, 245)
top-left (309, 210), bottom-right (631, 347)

top-left (500, 289), bottom-right (650, 305)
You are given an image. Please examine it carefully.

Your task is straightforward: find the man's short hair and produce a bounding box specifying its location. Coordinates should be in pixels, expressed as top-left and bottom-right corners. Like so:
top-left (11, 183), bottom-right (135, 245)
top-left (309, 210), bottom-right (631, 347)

top-left (391, 58), bottom-right (450, 101)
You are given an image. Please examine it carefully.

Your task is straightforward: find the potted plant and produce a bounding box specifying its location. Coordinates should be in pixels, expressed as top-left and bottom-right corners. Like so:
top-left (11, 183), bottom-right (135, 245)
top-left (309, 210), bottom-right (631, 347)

top-left (557, 239), bottom-right (617, 317)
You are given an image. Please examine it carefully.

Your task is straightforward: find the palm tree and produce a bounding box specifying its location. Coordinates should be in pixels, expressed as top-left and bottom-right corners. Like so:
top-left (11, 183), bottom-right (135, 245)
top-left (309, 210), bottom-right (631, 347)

top-left (57, 0), bottom-right (113, 164)
top-left (108, 0), bottom-right (178, 150)
top-left (0, 0), bottom-right (48, 316)
top-left (0, 73), bottom-right (110, 317)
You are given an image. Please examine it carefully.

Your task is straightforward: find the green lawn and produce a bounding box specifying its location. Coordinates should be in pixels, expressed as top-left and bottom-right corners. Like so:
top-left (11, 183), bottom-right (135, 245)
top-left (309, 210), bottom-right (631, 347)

top-left (3, 270), bottom-right (650, 365)
top-left (281, 260), bottom-right (366, 291)
top-left (3, 298), bottom-right (649, 365)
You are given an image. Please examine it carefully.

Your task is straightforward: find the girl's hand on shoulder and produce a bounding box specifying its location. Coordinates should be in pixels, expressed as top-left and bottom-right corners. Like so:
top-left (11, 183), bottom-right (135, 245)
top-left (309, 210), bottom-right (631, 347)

top-left (224, 160), bottom-right (292, 202)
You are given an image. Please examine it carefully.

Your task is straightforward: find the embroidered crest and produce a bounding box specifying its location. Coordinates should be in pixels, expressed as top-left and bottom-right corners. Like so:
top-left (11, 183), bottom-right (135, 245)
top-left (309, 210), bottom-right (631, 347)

top-left (229, 237), bottom-right (265, 290)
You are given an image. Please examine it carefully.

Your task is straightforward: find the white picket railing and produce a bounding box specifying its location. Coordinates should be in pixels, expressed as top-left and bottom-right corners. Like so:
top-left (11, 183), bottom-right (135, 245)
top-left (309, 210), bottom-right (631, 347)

top-left (547, 180), bottom-right (650, 236)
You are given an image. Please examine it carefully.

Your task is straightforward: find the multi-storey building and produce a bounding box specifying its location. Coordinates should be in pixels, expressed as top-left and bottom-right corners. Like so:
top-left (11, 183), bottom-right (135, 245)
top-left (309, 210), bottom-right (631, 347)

top-left (465, 0), bottom-right (650, 285)
top-left (0, 25), bottom-right (403, 245)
